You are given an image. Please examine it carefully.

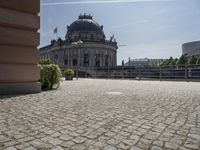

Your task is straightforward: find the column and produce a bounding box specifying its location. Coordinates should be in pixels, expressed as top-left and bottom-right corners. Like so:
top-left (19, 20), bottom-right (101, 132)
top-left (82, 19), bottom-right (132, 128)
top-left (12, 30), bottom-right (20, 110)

top-left (0, 0), bottom-right (41, 94)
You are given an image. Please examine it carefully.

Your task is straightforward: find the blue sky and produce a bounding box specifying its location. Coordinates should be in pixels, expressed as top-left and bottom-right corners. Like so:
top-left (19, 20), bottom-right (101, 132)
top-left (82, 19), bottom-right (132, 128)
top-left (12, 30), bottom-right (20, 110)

top-left (40, 0), bottom-right (200, 64)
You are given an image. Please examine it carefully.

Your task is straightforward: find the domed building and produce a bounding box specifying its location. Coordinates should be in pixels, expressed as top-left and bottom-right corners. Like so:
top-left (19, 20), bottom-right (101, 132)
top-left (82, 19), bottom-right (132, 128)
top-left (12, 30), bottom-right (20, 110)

top-left (40, 14), bottom-right (118, 76)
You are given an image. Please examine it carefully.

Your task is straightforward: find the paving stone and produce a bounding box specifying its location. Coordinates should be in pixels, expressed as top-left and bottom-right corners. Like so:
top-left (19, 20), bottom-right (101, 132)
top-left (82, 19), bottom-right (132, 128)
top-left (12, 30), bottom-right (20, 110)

top-left (51, 146), bottom-right (64, 150)
top-left (179, 146), bottom-right (194, 150)
top-left (117, 142), bottom-right (130, 150)
top-left (188, 134), bottom-right (200, 140)
top-left (48, 138), bottom-right (63, 146)
top-left (31, 139), bottom-right (53, 149)
top-left (60, 141), bottom-right (75, 148)
top-left (4, 147), bottom-right (17, 150)
top-left (15, 143), bottom-right (31, 150)
top-left (151, 146), bottom-right (163, 150)
top-left (122, 139), bottom-right (136, 146)
top-left (130, 134), bottom-right (140, 142)
top-left (69, 132), bottom-right (80, 137)
top-left (103, 145), bottom-right (117, 150)
top-left (59, 130), bottom-right (69, 135)
top-left (152, 140), bottom-right (164, 147)
top-left (0, 79), bottom-right (200, 149)
top-left (59, 134), bottom-right (72, 141)
top-left (143, 132), bottom-right (160, 140)
top-left (23, 147), bottom-right (37, 150)
top-left (165, 142), bottom-right (179, 149)
top-left (130, 146), bottom-right (143, 150)
top-left (71, 144), bottom-right (86, 150)
top-left (51, 132), bottom-right (61, 138)
top-left (72, 137), bottom-right (86, 144)
top-left (17, 136), bottom-right (35, 143)
top-left (0, 135), bottom-right (11, 143)
top-left (3, 140), bottom-right (17, 147)
top-left (107, 138), bottom-right (120, 145)
top-left (169, 137), bottom-right (183, 145)
top-left (93, 141), bottom-right (106, 148)
top-left (184, 141), bottom-right (199, 149)
top-left (85, 133), bottom-right (98, 139)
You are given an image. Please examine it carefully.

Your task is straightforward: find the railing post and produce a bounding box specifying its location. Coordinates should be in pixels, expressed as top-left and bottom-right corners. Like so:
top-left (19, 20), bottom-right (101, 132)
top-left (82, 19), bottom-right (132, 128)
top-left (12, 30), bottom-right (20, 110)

top-left (85, 65), bottom-right (87, 78)
top-left (185, 64), bottom-right (188, 82)
top-left (107, 65), bottom-right (109, 78)
top-left (129, 58), bottom-right (131, 78)
top-left (159, 65), bottom-right (162, 81)
top-left (95, 68), bottom-right (97, 78)
top-left (76, 66), bottom-right (78, 80)
top-left (85, 67), bottom-right (86, 78)
top-left (122, 66), bottom-right (124, 79)
top-left (139, 65), bottom-right (141, 80)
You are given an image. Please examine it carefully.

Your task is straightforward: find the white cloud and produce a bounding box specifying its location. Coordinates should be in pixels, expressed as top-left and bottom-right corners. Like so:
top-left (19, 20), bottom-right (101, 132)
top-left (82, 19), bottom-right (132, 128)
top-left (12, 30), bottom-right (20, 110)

top-left (41, 0), bottom-right (174, 6)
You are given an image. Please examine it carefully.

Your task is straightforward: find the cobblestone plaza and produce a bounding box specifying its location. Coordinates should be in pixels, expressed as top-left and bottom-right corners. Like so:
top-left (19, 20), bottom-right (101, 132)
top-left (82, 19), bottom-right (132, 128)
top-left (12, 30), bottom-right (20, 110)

top-left (0, 79), bottom-right (200, 150)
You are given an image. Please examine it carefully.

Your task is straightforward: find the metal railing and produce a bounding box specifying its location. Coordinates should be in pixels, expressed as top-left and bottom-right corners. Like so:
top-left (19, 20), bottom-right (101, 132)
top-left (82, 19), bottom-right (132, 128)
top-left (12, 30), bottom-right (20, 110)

top-left (62, 64), bottom-right (200, 81)
top-left (94, 64), bottom-right (200, 81)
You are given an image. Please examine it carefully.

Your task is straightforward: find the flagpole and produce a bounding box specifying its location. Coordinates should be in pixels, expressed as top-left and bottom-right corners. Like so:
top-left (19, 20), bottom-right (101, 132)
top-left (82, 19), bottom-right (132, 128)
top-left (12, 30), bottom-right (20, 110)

top-left (56, 32), bottom-right (58, 40)
top-left (53, 27), bottom-right (58, 40)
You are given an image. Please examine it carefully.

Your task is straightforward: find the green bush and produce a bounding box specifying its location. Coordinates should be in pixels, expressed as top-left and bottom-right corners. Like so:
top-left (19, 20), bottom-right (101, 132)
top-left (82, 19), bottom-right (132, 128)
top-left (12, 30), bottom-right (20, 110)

top-left (39, 59), bottom-right (52, 65)
top-left (197, 56), bottom-right (200, 64)
top-left (169, 58), bottom-right (178, 66)
top-left (64, 69), bottom-right (75, 76)
top-left (39, 64), bottom-right (62, 90)
top-left (188, 56), bottom-right (198, 65)
top-left (161, 57), bottom-right (173, 66)
top-left (176, 55), bottom-right (187, 65)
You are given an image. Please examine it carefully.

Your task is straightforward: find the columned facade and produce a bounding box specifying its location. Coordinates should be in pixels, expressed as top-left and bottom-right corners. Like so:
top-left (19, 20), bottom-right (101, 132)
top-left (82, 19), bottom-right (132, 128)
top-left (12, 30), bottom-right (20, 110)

top-left (40, 14), bottom-right (118, 76)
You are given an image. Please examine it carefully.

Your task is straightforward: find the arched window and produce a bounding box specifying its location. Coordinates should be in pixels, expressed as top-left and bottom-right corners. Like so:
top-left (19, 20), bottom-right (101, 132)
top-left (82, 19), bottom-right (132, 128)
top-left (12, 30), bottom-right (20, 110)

top-left (91, 35), bottom-right (94, 40)
top-left (84, 53), bottom-right (89, 66)
top-left (73, 59), bottom-right (77, 66)
top-left (95, 54), bottom-right (100, 67)
top-left (54, 54), bottom-right (58, 64)
top-left (105, 55), bottom-right (109, 66)
top-left (96, 60), bottom-right (100, 67)
top-left (64, 59), bottom-right (68, 65)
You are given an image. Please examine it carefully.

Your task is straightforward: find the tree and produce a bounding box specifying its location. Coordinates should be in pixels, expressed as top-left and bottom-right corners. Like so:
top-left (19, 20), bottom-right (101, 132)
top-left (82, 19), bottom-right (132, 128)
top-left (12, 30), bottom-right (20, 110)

top-left (187, 56), bottom-right (198, 65)
top-left (161, 57), bottom-right (173, 66)
top-left (196, 56), bottom-right (200, 64)
top-left (169, 58), bottom-right (178, 66)
top-left (176, 55), bottom-right (187, 65)
top-left (165, 57), bottom-right (173, 66)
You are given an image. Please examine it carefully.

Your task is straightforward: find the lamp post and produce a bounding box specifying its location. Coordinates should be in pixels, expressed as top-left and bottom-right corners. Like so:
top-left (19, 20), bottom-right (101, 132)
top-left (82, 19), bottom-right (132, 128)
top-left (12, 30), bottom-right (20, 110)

top-left (122, 60), bottom-right (124, 79)
top-left (71, 40), bottom-right (83, 80)
top-left (129, 57), bottom-right (131, 78)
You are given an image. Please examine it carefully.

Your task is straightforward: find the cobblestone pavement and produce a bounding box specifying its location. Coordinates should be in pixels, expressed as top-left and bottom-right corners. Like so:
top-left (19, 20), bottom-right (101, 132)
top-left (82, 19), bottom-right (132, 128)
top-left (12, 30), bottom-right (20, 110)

top-left (0, 79), bottom-right (200, 150)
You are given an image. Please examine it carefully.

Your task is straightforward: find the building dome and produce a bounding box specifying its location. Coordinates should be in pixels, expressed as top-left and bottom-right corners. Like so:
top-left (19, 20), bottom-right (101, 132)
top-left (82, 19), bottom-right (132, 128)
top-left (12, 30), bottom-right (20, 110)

top-left (66, 14), bottom-right (106, 42)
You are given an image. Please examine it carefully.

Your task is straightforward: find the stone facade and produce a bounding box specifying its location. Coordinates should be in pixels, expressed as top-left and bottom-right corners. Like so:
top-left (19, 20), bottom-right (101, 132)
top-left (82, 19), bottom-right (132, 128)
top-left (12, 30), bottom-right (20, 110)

top-left (40, 14), bottom-right (118, 76)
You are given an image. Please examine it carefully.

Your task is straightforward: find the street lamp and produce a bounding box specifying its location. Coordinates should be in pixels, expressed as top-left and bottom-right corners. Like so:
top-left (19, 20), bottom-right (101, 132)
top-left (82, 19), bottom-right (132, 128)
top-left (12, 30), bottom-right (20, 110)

top-left (71, 40), bottom-right (83, 80)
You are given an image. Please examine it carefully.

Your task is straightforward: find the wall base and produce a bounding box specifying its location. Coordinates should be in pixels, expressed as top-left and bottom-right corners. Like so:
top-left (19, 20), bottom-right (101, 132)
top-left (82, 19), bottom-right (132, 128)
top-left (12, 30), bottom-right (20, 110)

top-left (0, 82), bottom-right (41, 95)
